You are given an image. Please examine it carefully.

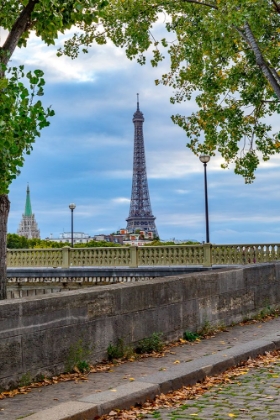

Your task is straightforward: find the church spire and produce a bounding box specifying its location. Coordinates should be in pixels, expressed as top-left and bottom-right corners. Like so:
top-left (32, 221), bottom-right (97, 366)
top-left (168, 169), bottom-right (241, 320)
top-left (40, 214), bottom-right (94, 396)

top-left (17, 184), bottom-right (40, 239)
top-left (24, 184), bottom-right (32, 216)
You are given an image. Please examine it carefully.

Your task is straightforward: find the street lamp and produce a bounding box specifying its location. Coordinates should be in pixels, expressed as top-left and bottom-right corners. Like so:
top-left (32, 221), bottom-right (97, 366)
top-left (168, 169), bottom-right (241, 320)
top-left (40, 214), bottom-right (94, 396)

top-left (69, 203), bottom-right (76, 247)
top-left (199, 155), bottom-right (210, 243)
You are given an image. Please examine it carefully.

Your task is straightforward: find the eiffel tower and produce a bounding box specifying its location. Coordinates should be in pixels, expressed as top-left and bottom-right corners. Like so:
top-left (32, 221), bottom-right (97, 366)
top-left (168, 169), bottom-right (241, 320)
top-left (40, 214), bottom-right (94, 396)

top-left (126, 95), bottom-right (158, 237)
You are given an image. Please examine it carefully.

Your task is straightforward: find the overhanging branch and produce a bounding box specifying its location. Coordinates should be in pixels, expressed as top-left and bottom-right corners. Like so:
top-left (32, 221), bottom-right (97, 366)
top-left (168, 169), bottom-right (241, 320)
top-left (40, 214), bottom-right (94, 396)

top-left (272, 0), bottom-right (280, 13)
top-left (1, 0), bottom-right (39, 66)
top-left (180, 0), bottom-right (218, 9)
top-left (243, 22), bottom-right (280, 101)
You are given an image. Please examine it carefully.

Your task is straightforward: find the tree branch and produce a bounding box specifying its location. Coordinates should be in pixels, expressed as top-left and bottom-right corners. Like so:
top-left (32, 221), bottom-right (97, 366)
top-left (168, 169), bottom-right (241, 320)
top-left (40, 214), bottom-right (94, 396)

top-left (232, 25), bottom-right (250, 44)
top-left (243, 22), bottom-right (280, 101)
top-left (1, 0), bottom-right (39, 66)
top-left (272, 0), bottom-right (280, 13)
top-left (270, 67), bottom-right (280, 84)
top-left (180, 0), bottom-right (218, 9)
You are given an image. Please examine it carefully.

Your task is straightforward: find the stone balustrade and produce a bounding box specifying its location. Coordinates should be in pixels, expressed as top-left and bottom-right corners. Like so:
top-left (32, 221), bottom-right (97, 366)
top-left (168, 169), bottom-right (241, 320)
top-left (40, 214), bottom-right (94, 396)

top-left (6, 243), bottom-right (280, 268)
top-left (211, 244), bottom-right (280, 265)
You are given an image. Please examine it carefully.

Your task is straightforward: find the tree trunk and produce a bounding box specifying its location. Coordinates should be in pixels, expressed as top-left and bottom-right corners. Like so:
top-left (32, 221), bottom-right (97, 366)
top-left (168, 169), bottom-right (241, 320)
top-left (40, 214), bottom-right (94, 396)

top-left (0, 195), bottom-right (10, 300)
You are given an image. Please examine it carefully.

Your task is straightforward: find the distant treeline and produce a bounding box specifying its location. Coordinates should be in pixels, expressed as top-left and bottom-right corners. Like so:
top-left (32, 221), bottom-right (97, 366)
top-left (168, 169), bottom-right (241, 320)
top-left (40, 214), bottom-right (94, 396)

top-left (144, 240), bottom-right (200, 246)
top-left (7, 234), bottom-right (200, 249)
top-left (7, 234), bottom-right (121, 249)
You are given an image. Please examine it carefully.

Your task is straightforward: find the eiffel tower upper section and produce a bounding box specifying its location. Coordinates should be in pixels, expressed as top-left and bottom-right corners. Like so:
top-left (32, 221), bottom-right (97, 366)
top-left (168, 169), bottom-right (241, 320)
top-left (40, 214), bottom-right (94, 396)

top-left (126, 95), bottom-right (158, 237)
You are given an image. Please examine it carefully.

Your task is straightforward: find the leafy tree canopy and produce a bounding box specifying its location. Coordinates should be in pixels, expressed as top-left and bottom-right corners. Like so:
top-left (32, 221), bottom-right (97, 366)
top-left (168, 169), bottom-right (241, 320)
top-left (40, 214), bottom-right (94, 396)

top-left (62, 0), bottom-right (280, 182)
top-left (7, 234), bottom-right (121, 248)
top-left (0, 0), bottom-right (109, 194)
top-left (144, 240), bottom-right (200, 246)
top-left (74, 239), bottom-right (121, 247)
top-left (7, 233), bottom-right (29, 248)
top-left (0, 65), bottom-right (54, 194)
top-left (1, 0), bottom-right (279, 191)
top-left (7, 234), bottom-right (70, 248)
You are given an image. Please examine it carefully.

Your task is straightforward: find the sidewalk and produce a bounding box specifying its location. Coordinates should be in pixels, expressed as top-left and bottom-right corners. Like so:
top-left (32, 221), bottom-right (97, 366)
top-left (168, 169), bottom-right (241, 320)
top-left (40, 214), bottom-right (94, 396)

top-left (1, 317), bottom-right (280, 420)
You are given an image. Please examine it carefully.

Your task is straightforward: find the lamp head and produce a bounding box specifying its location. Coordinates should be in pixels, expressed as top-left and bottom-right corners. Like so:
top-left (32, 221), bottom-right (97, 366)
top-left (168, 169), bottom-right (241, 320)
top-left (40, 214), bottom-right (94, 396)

top-left (199, 155), bottom-right (210, 164)
top-left (69, 203), bottom-right (76, 210)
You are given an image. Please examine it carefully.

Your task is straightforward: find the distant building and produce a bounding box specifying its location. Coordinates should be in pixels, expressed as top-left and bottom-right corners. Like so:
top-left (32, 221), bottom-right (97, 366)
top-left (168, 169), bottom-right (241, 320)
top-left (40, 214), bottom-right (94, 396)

top-left (17, 184), bottom-right (40, 239)
top-left (45, 232), bottom-right (91, 244)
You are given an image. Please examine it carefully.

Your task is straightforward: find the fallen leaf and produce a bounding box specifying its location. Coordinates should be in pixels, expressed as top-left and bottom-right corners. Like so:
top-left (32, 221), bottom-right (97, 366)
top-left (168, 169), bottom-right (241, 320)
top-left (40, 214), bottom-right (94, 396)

top-left (129, 378), bottom-right (135, 381)
top-left (173, 360), bottom-right (180, 364)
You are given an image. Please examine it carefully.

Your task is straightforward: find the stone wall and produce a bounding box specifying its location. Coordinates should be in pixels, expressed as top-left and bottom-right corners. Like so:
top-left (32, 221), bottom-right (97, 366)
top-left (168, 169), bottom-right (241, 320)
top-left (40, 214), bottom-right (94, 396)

top-left (6, 266), bottom-right (210, 299)
top-left (0, 263), bottom-right (279, 390)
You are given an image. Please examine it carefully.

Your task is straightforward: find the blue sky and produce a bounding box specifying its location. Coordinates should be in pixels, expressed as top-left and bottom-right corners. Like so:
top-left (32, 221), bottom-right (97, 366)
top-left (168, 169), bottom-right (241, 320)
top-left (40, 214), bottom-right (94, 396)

top-left (3, 25), bottom-right (280, 244)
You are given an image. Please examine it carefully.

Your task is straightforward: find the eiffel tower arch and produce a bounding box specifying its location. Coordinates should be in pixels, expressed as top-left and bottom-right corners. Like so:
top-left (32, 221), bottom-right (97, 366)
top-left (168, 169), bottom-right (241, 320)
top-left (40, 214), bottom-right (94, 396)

top-left (126, 95), bottom-right (158, 237)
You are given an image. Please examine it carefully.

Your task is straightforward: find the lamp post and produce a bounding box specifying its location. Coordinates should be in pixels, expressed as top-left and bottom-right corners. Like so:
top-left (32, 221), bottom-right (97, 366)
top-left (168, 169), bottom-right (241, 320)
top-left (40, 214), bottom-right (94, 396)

top-left (199, 155), bottom-right (210, 243)
top-left (69, 203), bottom-right (76, 247)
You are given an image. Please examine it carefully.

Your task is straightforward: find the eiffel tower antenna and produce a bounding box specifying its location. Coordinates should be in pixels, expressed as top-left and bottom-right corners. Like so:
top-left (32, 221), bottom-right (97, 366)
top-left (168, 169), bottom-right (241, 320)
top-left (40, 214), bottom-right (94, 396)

top-left (126, 95), bottom-right (158, 237)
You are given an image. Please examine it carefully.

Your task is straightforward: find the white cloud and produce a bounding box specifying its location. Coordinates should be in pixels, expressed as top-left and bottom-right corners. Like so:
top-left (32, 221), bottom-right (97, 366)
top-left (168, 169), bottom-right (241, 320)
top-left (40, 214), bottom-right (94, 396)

top-left (175, 189), bottom-right (191, 194)
top-left (111, 197), bottom-right (130, 205)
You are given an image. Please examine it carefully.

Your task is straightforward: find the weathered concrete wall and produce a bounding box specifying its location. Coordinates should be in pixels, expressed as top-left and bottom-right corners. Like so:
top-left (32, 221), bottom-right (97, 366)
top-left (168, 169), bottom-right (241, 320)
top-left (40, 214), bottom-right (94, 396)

top-left (0, 263), bottom-right (279, 390)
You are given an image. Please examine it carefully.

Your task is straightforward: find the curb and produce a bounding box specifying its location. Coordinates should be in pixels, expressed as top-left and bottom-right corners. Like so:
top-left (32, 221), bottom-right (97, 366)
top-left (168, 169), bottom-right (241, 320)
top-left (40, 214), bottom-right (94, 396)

top-left (27, 334), bottom-right (280, 420)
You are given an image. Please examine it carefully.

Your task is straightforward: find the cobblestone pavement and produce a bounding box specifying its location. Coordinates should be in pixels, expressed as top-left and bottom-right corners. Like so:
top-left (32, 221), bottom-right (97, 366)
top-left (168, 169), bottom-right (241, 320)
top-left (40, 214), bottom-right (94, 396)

top-left (145, 361), bottom-right (280, 419)
top-left (1, 317), bottom-right (280, 419)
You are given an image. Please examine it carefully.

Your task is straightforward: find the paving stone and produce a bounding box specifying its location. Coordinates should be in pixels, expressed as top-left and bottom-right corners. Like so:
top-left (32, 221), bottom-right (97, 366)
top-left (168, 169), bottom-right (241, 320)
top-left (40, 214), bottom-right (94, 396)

top-left (145, 362), bottom-right (280, 419)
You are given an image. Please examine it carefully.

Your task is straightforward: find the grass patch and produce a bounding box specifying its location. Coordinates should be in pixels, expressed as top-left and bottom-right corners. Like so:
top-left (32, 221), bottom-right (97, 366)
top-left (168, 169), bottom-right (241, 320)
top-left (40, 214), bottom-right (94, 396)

top-left (19, 373), bottom-right (32, 387)
top-left (135, 333), bottom-right (164, 354)
top-left (107, 338), bottom-right (134, 361)
top-left (198, 320), bottom-right (226, 337)
top-left (183, 331), bottom-right (200, 342)
top-left (65, 339), bottom-right (93, 373)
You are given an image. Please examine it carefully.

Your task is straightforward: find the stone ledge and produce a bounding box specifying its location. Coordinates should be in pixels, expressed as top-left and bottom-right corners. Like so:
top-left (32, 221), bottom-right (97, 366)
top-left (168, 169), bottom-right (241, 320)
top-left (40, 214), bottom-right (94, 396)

top-left (26, 401), bottom-right (99, 420)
